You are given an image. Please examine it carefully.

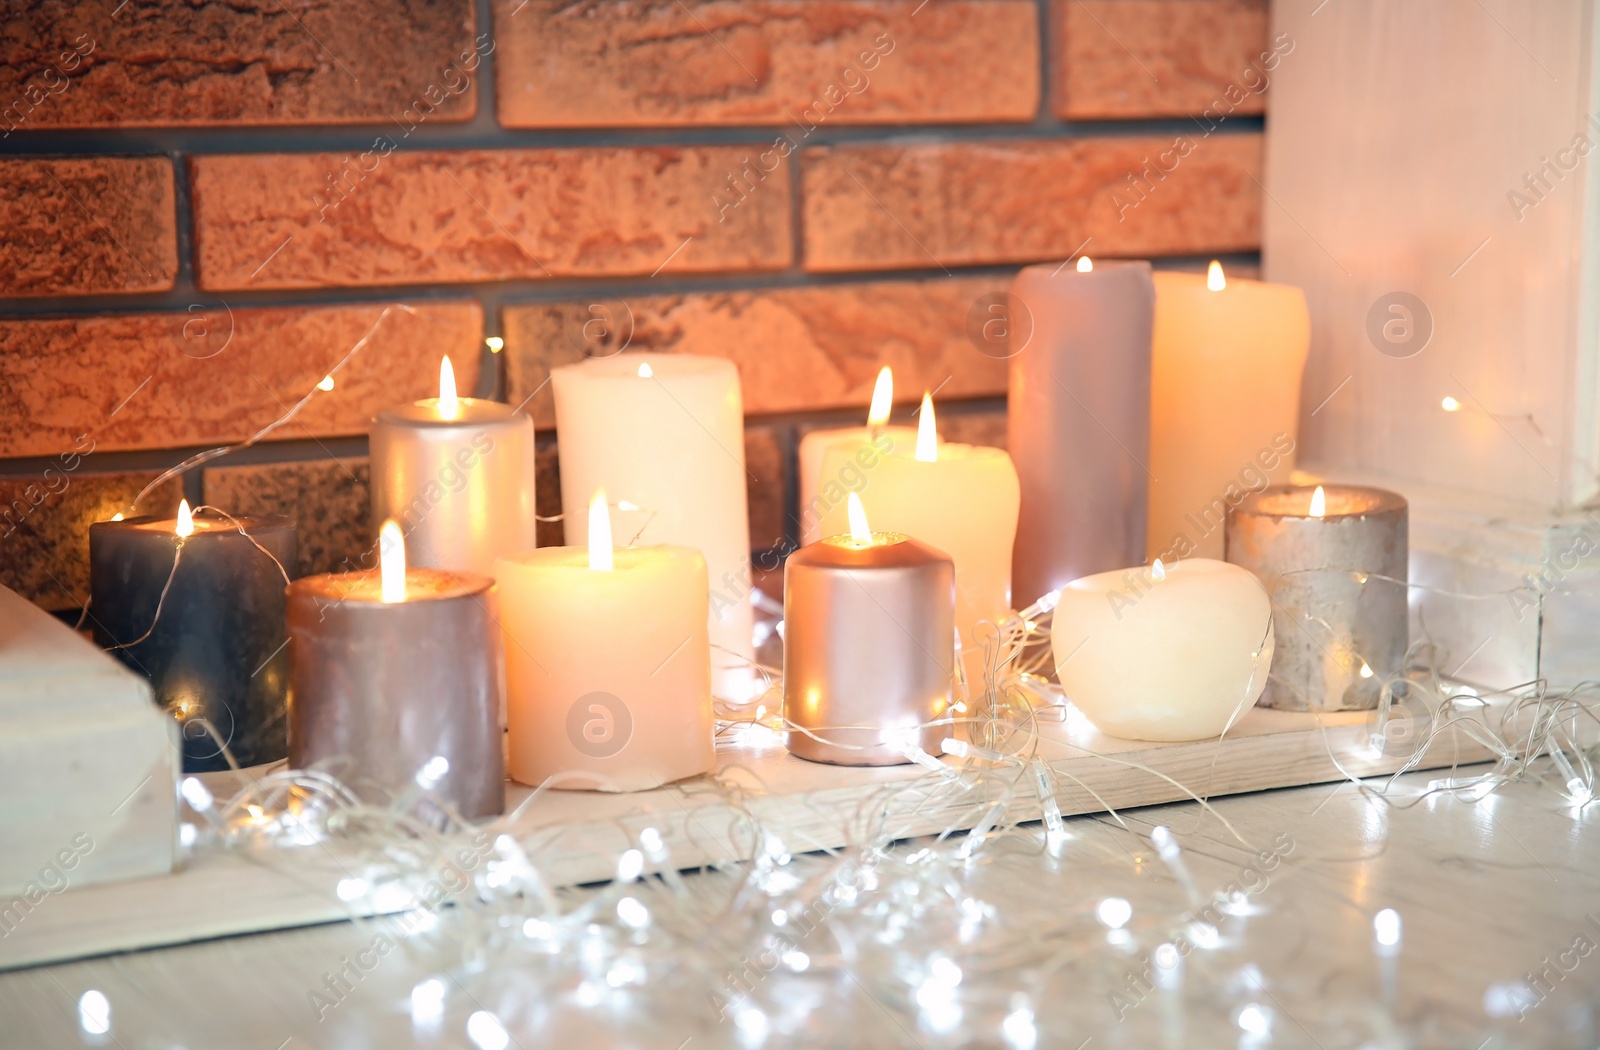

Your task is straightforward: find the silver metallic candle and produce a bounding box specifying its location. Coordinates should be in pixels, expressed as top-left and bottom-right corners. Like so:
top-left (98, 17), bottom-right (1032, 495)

top-left (1008, 259), bottom-right (1155, 606)
top-left (1225, 484), bottom-right (1408, 712)
top-left (783, 497), bottom-right (955, 766)
top-left (370, 356), bottom-right (536, 577)
top-left (286, 526), bottom-right (504, 819)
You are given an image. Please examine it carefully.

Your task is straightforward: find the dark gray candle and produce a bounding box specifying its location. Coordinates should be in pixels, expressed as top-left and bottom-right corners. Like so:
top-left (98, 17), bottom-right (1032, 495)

top-left (90, 507), bottom-right (296, 772)
top-left (1008, 261), bottom-right (1155, 606)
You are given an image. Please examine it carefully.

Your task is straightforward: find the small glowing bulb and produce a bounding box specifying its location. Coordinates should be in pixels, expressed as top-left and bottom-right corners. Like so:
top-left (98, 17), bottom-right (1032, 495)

top-left (1151, 558), bottom-right (1166, 581)
top-left (637, 361), bottom-right (653, 378)
top-left (317, 374), bottom-right (335, 391)
top-left (915, 391), bottom-right (938, 462)
top-left (1359, 661), bottom-right (1374, 679)
top-left (1441, 396), bottom-right (1462, 412)
top-left (588, 489), bottom-right (613, 571)
top-left (379, 519), bottom-right (406, 603)
top-left (867, 366), bottom-right (893, 427)
top-left (438, 356), bottom-right (459, 420)
top-left (1374, 907), bottom-right (1401, 948)
top-left (1096, 897), bottom-right (1132, 929)
top-left (485, 336), bottom-right (504, 353)
top-left (78, 990), bottom-right (110, 1035)
top-left (175, 499), bottom-right (194, 538)
top-left (1207, 260), bottom-right (1226, 291)
top-left (1309, 485), bottom-right (1326, 518)
top-left (246, 804), bottom-right (265, 822)
top-left (1076, 255), bottom-right (1093, 273)
top-left (111, 512), bottom-right (124, 522)
top-left (847, 491), bottom-right (872, 545)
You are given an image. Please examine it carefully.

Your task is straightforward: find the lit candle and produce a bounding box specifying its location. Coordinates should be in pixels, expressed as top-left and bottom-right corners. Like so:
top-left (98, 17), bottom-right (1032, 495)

top-left (285, 520), bottom-right (504, 819)
top-left (551, 353), bottom-right (753, 700)
top-left (1009, 258), bottom-right (1156, 605)
top-left (1225, 484), bottom-right (1408, 711)
top-left (784, 493), bottom-right (955, 765)
top-left (1147, 262), bottom-right (1311, 562)
top-left (496, 490), bottom-right (714, 792)
top-left (89, 500), bottom-right (297, 771)
top-left (814, 392), bottom-right (1020, 664)
top-left (797, 366), bottom-right (917, 545)
top-left (1050, 558), bottom-right (1274, 741)
top-left (370, 355), bottom-right (537, 576)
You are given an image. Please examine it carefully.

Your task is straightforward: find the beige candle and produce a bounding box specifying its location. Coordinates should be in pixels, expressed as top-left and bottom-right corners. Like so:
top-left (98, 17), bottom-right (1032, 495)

top-left (797, 367), bottom-right (916, 545)
top-left (1147, 262), bottom-right (1310, 562)
top-left (496, 492), bottom-right (714, 792)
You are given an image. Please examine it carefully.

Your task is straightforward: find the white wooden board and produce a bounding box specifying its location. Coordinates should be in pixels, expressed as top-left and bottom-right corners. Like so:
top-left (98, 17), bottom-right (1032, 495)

top-left (0, 700), bottom-right (1501, 972)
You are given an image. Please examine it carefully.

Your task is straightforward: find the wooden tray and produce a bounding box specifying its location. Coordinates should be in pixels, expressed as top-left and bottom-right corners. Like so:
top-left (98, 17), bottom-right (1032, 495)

top-left (0, 700), bottom-right (1499, 972)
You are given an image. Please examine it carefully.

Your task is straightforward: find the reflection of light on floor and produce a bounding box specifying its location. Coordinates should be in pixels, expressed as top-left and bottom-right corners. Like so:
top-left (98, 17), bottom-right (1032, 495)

top-left (1357, 796), bottom-right (1387, 844)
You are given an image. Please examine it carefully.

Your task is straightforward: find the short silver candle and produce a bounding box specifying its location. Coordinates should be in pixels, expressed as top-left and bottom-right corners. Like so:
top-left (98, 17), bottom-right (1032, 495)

top-left (783, 531), bottom-right (954, 766)
top-left (1225, 484), bottom-right (1407, 712)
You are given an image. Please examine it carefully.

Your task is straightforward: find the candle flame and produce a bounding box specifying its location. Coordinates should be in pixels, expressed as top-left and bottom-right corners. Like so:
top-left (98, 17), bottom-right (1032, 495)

top-left (847, 491), bottom-right (872, 544)
top-left (1152, 558), bottom-right (1166, 581)
top-left (1441, 396), bottom-right (1462, 412)
top-left (379, 519), bottom-right (406, 603)
top-left (1076, 256), bottom-right (1093, 273)
top-left (438, 356), bottom-right (459, 420)
top-left (1309, 485), bottom-right (1327, 518)
top-left (915, 392), bottom-right (938, 463)
top-left (867, 366), bottom-right (893, 427)
top-left (1207, 260), bottom-right (1226, 291)
top-left (637, 361), bottom-right (653, 379)
top-left (175, 499), bottom-right (194, 538)
top-left (588, 489), bottom-right (613, 571)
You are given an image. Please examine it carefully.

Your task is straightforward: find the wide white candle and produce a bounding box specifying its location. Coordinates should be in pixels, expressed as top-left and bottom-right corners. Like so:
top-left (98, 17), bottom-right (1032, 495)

top-left (797, 367), bottom-right (916, 545)
top-left (496, 492), bottom-right (714, 792)
top-left (815, 394), bottom-right (1020, 668)
top-left (552, 353), bottom-right (753, 700)
top-left (370, 356), bottom-right (537, 576)
top-left (1050, 557), bottom-right (1274, 741)
top-left (1147, 262), bottom-right (1310, 562)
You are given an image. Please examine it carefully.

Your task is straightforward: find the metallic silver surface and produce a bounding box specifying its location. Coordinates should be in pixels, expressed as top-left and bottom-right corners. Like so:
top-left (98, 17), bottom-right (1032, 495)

top-left (782, 535), bottom-right (955, 766)
top-left (286, 569), bottom-right (504, 819)
top-left (369, 400), bottom-right (537, 576)
top-left (1226, 485), bottom-right (1408, 712)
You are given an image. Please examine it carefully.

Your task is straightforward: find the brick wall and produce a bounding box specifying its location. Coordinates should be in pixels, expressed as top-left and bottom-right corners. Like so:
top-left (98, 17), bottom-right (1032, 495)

top-left (0, 0), bottom-right (1271, 612)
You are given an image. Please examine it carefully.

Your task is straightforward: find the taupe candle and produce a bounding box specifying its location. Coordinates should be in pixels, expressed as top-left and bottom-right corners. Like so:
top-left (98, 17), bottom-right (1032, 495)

top-left (1008, 260), bottom-right (1155, 606)
top-left (1225, 484), bottom-right (1408, 712)
top-left (286, 528), bottom-right (504, 819)
top-left (782, 497), bottom-right (955, 766)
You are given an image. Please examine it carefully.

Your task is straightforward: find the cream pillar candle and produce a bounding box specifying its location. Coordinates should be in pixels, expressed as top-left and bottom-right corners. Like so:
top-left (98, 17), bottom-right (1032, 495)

top-left (797, 367), bottom-right (916, 546)
top-left (815, 394), bottom-right (1020, 664)
top-left (1050, 557), bottom-right (1274, 742)
top-left (496, 492), bottom-right (714, 792)
top-left (1009, 259), bottom-right (1155, 606)
top-left (1147, 262), bottom-right (1311, 562)
top-left (370, 356), bottom-right (537, 576)
top-left (552, 353), bottom-right (754, 700)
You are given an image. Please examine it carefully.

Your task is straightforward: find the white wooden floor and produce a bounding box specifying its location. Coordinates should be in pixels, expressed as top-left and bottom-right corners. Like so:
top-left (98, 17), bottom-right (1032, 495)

top-left (0, 765), bottom-right (1596, 1049)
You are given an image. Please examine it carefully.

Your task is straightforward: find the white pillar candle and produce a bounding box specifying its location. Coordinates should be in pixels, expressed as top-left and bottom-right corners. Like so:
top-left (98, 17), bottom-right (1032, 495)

top-left (552, 353), bottom-right (754, 700)
top-left (370, 356), bottom-right (537, 576)
top-left (1147, 262), bottom-right (1311, 562)
top-left (797, 367), bottom-right (916, 546)
top-left (815, 394), bottom-right (1020, 665)
top-left (496, 492), bottom-right (714, 792)
top-left (1050, 558), bottom-right (1274, 741)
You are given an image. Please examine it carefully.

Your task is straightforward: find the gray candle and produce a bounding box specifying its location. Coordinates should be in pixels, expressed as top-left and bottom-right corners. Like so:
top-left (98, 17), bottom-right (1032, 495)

top-left (1008, 260), bottom-right (1155, 606)
top-left (1225, 484), bottom-right (1408, 712)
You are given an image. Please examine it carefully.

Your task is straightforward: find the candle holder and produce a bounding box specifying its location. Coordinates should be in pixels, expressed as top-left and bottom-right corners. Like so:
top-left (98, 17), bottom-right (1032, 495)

top-left (90, 510), bottom-right (296, 772)
top-left (1225, 484), bottom-right (1408, 712)
top-left (783, 526), bottom-right (955, 766)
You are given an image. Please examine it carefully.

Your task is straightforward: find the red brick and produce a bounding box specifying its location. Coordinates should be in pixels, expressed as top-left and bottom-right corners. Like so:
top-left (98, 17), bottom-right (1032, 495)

top-left (0, 1), bottom-right (479, 129)
top-left (493, 0), bottom-right (1037, 127)
top-left (1055, 0), bottom-right (1272, 119)
top-left (501, 278), bottom-right (1010, 428)
top-left (0, 470), bottom-right (182, 612)
top-left (191, 148), bottom-right (791, 290)
top-left (0, 158), bottom-right (176, 296)
top-left (0, 303), bottom-right (481, 459)
top-left (802, 134), bottom-right (1262, 271)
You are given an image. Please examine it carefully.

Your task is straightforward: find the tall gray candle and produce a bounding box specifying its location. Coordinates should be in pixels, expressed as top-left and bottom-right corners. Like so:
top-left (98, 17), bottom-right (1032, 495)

top-left (1225, 484), bottom-right (1408, 712)
top-left (1008, 260), bottom-right (1154, 606)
